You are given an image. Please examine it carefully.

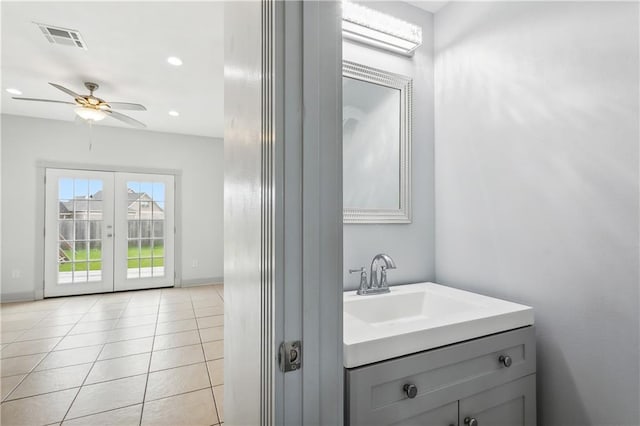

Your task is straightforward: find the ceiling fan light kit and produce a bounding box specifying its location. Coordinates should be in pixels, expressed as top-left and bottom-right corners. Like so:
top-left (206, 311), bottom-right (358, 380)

top-left (75, 106), bottom-right (106, 121)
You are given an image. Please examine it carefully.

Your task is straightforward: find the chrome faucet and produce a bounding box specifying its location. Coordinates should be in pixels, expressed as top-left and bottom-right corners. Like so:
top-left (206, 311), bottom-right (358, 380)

top-left (349, 253), bottom-right (397, 296)
top-left (369, 253), bottom-right (396, 290)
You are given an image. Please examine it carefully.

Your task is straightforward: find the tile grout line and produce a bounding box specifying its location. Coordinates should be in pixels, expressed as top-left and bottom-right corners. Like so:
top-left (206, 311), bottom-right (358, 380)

top-left (191, 291), bottom-right (222, 424)
top-left (61, 401), bottom-right (142, 424)
top-left (137, 290), bottom-right (164, 426)
top-left (145, 384), bottom-right (212, 404)
top-left (0, 328), bottom-right (28, 345)
top-left (0, 308), bottom-right (211, 342)
top-left (2, 372), bottom-right (148, 404)
top-left (1, 319), bottom-right (221, 364)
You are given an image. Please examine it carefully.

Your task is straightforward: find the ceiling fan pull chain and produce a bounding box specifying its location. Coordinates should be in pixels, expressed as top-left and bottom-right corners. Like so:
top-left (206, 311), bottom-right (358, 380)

top-left (88, 120), bottom-right (93, 151)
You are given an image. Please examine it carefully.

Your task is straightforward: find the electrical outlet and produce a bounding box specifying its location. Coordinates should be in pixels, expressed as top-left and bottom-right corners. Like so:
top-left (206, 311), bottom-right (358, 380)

top-left (191, 259), bottom-right (199, 268)
top-left (11, 269), bottom-right (21, 278)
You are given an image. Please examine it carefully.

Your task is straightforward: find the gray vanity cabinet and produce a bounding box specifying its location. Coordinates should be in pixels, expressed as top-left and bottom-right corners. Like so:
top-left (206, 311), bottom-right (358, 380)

top-left (345, 326), bottom-right (536, 426)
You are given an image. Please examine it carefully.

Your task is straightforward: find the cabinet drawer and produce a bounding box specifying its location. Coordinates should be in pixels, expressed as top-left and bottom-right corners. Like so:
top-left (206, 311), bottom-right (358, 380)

top-left (345, 326), bottom-right (535, 426)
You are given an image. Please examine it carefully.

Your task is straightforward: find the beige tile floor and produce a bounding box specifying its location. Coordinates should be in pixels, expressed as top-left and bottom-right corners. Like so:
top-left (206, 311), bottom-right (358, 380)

top-left (0, 284), bottom-right (224, 426)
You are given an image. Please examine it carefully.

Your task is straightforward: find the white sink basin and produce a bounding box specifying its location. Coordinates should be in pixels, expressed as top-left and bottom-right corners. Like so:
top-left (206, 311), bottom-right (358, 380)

top-left (343, 282), bottom-right (534, 368)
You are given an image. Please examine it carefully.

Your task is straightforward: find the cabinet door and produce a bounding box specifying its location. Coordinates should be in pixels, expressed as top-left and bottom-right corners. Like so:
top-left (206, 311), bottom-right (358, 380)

top-left (459, 375), bottom-right (536, 426)
top-left (391, 401), bottom-right (458, 426)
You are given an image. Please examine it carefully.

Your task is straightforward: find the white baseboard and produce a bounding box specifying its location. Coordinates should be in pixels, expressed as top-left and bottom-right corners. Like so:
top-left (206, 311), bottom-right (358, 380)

top-left (181, 277), bottom-right (223, 287)
top-left (1, 291), bottom-right (37, 303)
top-left (1, 280), bottom-right (223, 302)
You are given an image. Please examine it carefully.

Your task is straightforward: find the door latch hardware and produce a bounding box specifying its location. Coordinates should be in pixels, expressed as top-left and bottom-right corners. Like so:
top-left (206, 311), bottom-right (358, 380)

top-left (279, 341), bottom-right (301, 373)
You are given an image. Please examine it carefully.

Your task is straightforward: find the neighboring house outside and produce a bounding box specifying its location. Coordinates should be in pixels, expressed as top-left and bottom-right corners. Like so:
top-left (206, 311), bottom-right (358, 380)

top-left (59, 189), bottom-right (164, 221)
top-left (126, 189), bottom-right (164, 220)
top-left (59, 189), bottom-right (164, 244)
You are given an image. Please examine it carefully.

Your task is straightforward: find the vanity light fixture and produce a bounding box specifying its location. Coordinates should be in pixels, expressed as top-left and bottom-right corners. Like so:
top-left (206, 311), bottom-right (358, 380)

top-left (342, 1), bottom-right (422, 56)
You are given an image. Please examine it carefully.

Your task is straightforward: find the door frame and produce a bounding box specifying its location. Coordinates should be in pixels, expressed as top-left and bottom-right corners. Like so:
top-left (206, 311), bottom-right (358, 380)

top-left (224, 1), bottom-right (343, 424)
top-left (35, 161), bottom-right (183, 300)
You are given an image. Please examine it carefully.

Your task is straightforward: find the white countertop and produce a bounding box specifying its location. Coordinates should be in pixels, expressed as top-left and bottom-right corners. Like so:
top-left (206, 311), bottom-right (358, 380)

top-left (343, 282), bottom-right (534, 368)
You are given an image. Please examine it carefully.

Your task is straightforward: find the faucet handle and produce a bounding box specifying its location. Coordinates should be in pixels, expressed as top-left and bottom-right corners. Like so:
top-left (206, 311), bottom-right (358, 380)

top-left (379, 266), bottom-right (388, 288)
top-left (350, 267), bottom-right (369, 294)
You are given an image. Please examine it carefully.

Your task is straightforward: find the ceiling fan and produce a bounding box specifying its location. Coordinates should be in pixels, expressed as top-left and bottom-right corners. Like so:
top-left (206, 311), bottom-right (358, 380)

top-left (12, 82), bottom-right (147, 128)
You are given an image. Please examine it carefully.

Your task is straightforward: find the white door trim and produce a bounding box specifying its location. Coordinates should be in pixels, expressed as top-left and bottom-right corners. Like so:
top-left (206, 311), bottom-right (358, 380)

top-left (36, 160), bottom-right (182, 176)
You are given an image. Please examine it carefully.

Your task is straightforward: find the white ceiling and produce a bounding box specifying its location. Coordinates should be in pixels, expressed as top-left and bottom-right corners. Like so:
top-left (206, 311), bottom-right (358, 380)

top-left (406, 1), bottom-right (449, 13)
top-left (1, 1), bottom-right (223, 138)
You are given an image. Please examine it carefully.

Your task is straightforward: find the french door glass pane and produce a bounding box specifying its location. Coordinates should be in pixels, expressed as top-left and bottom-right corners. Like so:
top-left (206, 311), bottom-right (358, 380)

top-left (57, 177), bottom-right (104, 284)
top-left (126, 181), bottom-right (166, 279)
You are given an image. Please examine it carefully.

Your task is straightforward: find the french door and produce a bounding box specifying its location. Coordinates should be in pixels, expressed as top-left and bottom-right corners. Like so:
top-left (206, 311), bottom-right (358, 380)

top-left (44, 169), bottom-right (175, 297)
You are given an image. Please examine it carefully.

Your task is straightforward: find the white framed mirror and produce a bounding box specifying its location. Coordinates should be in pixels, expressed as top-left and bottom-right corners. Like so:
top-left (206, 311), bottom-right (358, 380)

top-left (343, 60), bottom-right (412, 224)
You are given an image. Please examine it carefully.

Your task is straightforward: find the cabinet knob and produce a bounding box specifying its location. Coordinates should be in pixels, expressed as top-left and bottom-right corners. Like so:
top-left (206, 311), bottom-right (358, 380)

top-left (403, 383), bottom-right (418, 399)
top-left (498, 355), bottom-right (512, 367)
top-left (464, 417), bottom-right (478, 426)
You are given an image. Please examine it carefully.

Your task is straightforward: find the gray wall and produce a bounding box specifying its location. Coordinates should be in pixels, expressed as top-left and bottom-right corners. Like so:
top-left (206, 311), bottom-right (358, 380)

top-left (343, 1), bottom-right (435, 290)
top-left (1, 114), bottom-right (223, 301)
top-left (434, 2), bottom-right (639, 424)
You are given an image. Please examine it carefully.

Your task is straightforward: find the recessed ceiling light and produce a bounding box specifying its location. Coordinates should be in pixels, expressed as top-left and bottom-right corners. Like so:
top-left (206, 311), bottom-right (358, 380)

top-left (6, 88), bottom-right (22, 95)
top-left (167, 56), bottom-right (183, 66)
top-left (168, 110), bottom-right (179, 117)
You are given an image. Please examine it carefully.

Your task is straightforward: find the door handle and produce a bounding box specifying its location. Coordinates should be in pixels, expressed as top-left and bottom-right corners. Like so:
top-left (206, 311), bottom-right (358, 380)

top-left (464, 417), bottom-right (478, 426)
top-left (107, 233), bottom-right (113, 237)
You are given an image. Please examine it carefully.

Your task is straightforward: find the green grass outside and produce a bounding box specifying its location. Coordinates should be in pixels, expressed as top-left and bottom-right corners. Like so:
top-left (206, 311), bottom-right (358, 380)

top-left (59, 246), bottom-right (164, 271)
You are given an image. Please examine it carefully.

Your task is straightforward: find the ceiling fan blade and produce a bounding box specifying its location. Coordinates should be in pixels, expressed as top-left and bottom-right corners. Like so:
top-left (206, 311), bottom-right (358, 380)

top-left (105, 110), bottom-right (146, 128)
top-left (12, 97), bottom-right (75, 105)
top-left (49, 82), bottom-right (82, 99)
top-left (104, 102), bottom-right (147, 111)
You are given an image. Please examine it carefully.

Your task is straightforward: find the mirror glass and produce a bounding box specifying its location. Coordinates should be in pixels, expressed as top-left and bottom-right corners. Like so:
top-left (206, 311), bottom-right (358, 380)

top-left (343, 77), bottom-right (400, 210)
top-left (342, 61), bottom-right (412, 224)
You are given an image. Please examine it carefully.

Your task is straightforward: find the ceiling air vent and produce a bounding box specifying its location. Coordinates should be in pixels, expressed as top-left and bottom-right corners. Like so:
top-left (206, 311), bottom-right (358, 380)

top-left (35, 23), bottom-right (87, 50)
